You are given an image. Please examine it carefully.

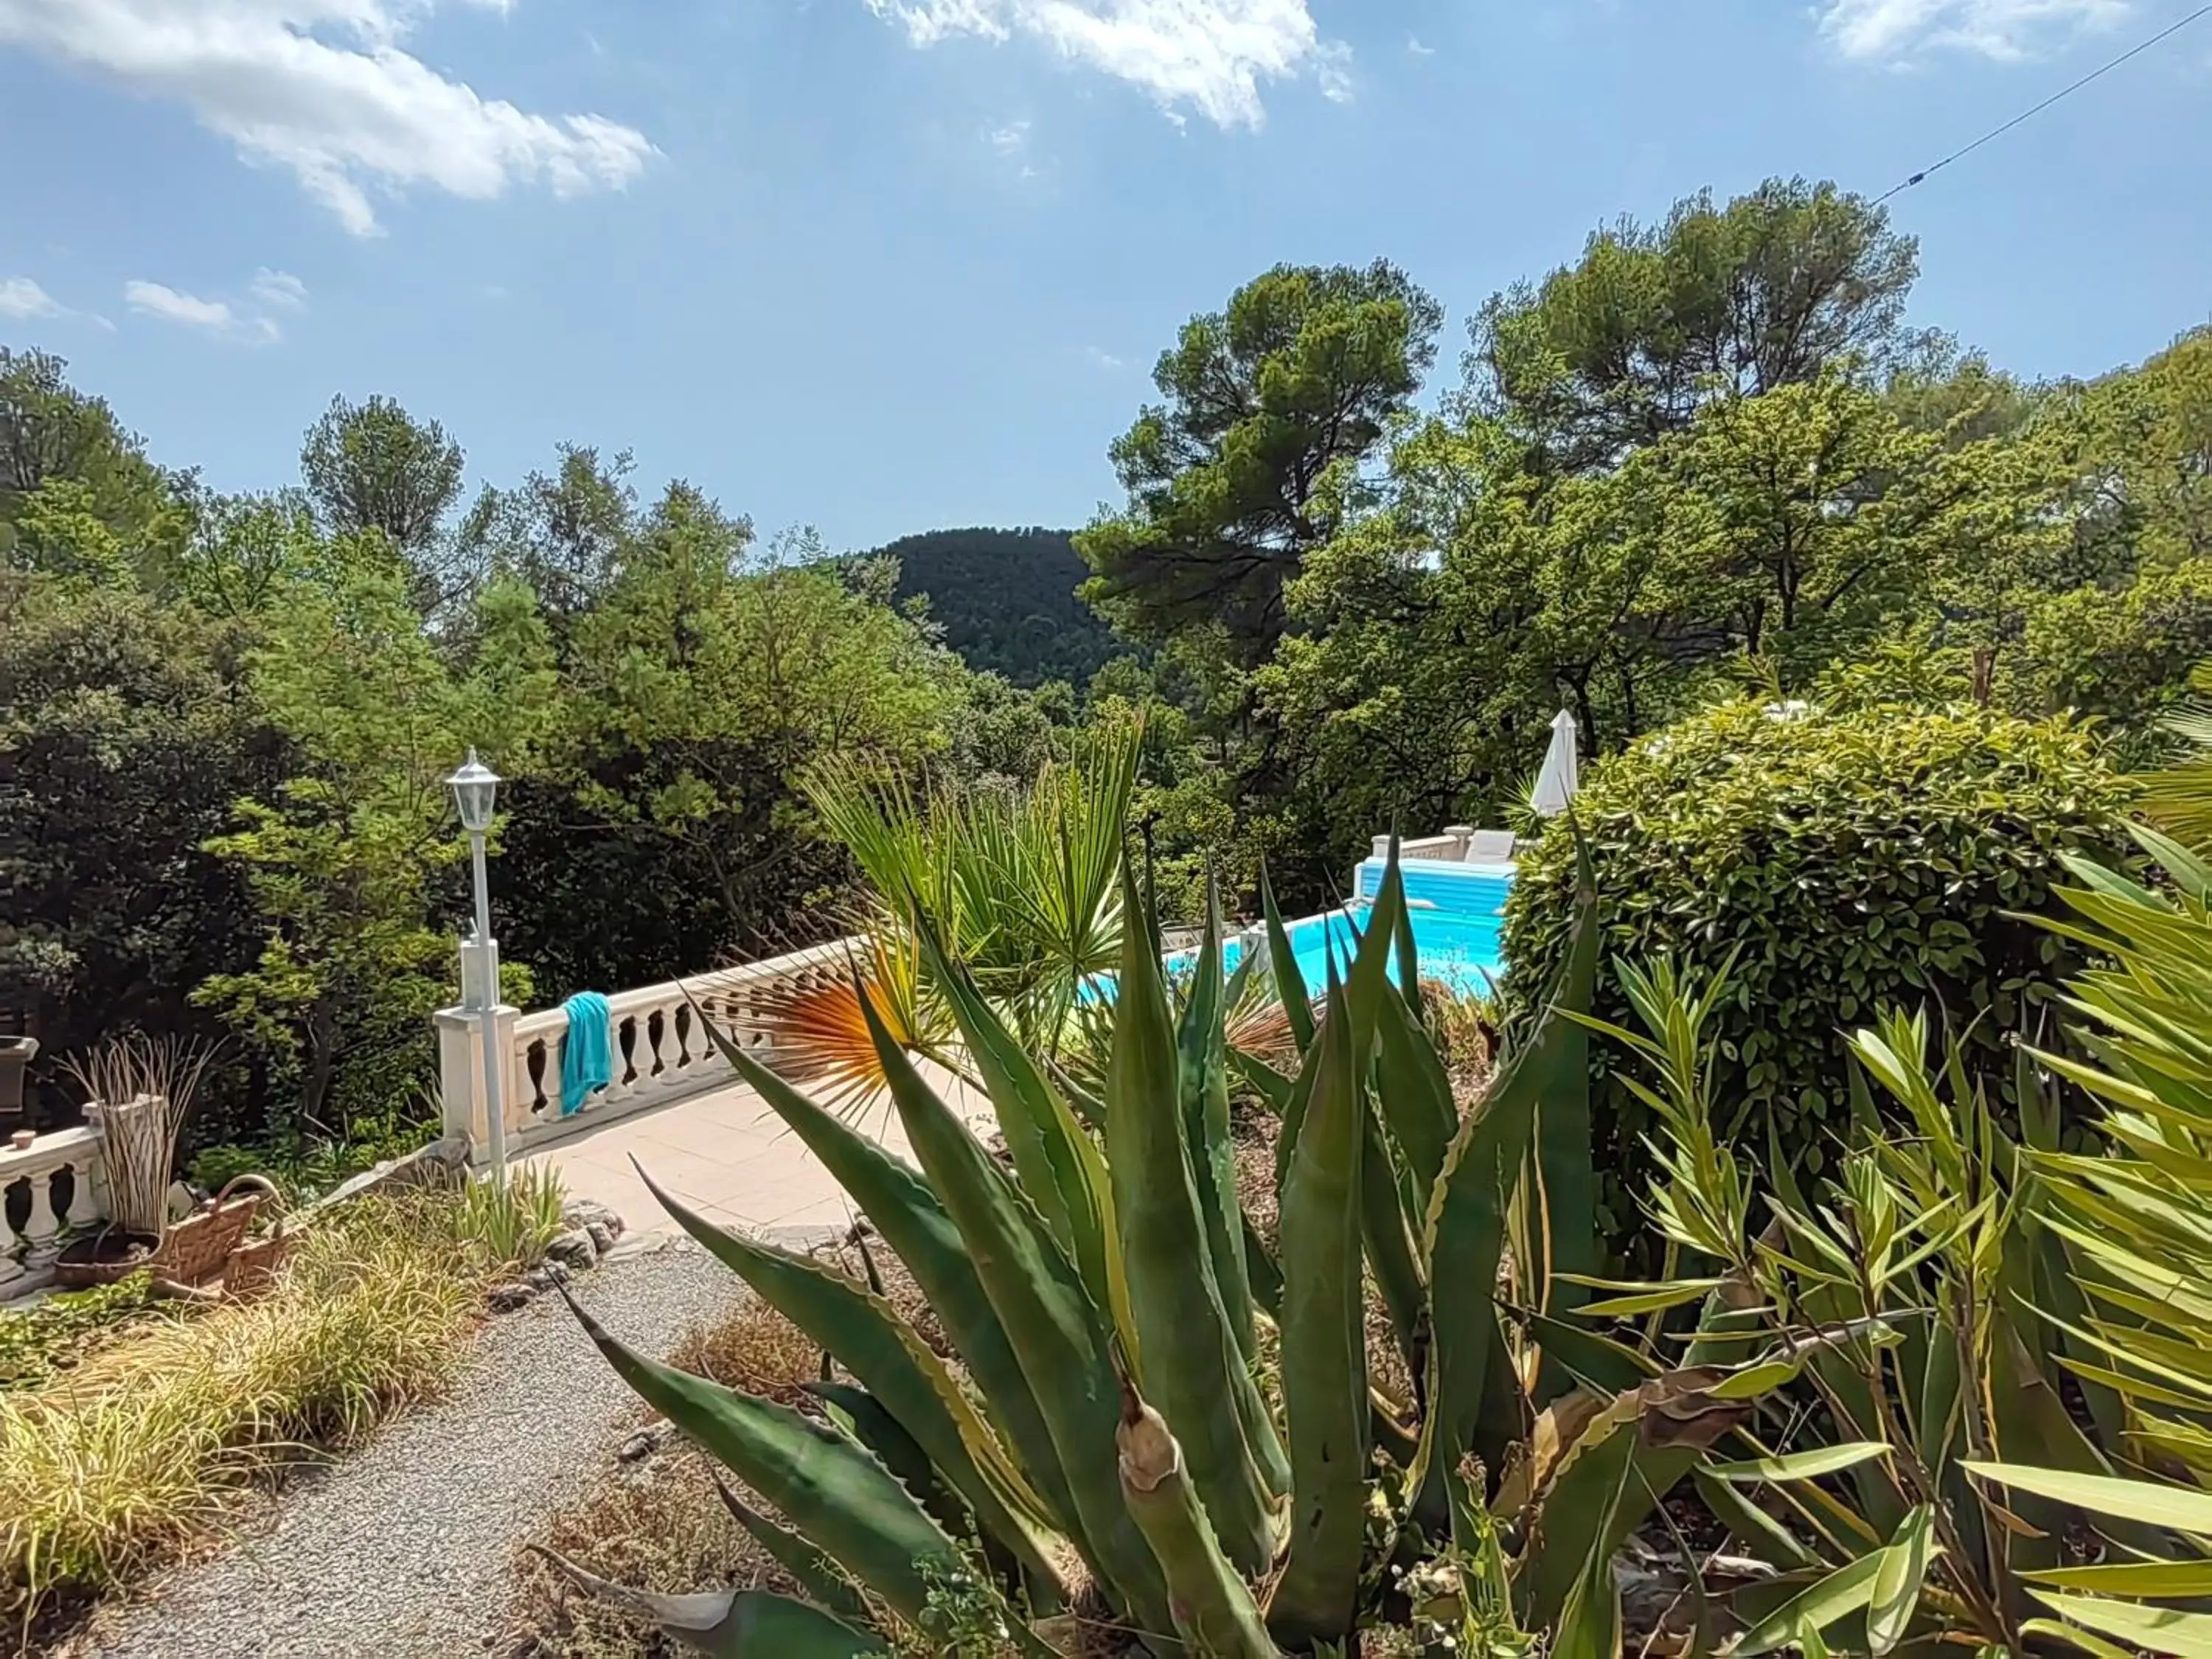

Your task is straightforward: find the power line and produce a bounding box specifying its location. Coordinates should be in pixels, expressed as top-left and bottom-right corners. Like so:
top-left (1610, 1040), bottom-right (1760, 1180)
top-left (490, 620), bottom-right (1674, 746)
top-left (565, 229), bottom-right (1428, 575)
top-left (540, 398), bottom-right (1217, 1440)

top-left (1874, 2), bottom-right (2212, 204)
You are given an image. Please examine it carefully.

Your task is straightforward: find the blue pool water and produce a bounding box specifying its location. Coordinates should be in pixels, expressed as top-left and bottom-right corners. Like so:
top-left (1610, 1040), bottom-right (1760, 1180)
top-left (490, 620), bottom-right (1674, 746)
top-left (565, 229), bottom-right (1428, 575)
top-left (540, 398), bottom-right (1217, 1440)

top-left (1176, 859), bottom-right (1512, 999)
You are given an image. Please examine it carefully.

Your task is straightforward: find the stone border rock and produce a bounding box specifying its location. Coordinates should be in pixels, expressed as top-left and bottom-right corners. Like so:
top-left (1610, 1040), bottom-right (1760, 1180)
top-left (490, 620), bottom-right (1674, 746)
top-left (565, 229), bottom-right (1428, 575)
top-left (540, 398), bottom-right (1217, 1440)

top-left (485, 1197), bottom-right (627, 1315)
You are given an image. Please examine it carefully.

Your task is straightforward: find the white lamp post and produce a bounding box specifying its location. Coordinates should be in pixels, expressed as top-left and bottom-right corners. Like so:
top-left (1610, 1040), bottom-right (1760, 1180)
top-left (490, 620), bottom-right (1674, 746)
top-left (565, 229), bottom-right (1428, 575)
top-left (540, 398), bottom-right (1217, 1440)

top-left (446, 749), bottom-right (507, 1181)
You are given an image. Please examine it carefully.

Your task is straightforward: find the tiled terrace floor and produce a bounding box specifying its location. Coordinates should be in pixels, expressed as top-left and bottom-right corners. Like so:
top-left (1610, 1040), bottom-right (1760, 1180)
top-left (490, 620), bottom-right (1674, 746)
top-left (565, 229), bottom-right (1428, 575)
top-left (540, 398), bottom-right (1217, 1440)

top-left (521, 1059), bottom-right (991, 1237)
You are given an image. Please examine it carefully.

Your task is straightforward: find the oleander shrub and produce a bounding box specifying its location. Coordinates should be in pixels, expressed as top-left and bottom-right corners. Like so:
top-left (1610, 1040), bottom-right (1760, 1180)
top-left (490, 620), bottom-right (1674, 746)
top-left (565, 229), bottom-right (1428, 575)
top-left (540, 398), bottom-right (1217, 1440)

top-left (1503, 696), bottom-right (2132, 1233)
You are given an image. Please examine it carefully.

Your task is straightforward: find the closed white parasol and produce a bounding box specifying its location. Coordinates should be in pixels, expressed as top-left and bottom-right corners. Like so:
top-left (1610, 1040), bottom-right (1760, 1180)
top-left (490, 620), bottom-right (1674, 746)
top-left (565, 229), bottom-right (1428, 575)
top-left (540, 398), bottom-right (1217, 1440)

top-left (1531, 708), bottom-right (1580, 817)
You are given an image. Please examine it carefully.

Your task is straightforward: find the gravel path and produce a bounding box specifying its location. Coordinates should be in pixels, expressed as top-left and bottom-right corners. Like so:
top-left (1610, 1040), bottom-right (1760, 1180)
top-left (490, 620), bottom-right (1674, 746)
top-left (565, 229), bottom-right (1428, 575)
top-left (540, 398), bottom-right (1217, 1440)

top-left (73, 1238), bottom-right (742, 1659)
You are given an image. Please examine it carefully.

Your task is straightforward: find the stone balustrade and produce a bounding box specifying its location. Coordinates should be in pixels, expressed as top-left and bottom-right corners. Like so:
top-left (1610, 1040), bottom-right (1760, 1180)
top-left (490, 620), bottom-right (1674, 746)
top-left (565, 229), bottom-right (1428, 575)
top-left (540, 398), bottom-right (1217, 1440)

top-left (437, 938), bottom-right (863, 1163)
top-left (0, 1124), bottom-right (108, 1295)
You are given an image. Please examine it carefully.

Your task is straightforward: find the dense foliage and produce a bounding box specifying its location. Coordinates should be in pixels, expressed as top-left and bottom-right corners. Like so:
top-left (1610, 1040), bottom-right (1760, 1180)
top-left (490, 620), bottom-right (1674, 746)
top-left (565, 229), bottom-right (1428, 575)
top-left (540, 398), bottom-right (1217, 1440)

top-left (1082, 179), bottom-right (2212, 902)
top-left (10, 164), bottom-right (2212, 1164)
top-left (0, 352), bottom-right (983, 1152)
top-left (874, 526), bottom-right (1118, 689)
top-left (1503, 697), bottom-right (2132, 1225)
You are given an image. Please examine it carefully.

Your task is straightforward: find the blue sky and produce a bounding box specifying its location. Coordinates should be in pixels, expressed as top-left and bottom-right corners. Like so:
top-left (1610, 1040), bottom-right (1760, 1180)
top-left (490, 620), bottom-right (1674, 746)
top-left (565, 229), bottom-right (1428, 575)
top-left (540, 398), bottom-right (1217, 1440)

top-left (1, 0), bottom-right (2207, 551)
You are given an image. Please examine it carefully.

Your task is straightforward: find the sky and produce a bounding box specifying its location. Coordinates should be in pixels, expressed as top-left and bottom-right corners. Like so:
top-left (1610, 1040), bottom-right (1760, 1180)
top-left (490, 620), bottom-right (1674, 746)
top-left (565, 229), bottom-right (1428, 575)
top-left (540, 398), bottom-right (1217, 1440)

top-left (0, 0), bottom-right (2208, 552)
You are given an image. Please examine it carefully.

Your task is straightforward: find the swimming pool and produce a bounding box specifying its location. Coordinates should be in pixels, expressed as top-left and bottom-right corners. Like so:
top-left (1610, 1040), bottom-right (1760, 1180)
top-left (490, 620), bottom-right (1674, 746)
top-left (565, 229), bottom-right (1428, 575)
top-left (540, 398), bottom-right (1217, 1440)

top-left (1175, 859), bottom-right (1513, 999)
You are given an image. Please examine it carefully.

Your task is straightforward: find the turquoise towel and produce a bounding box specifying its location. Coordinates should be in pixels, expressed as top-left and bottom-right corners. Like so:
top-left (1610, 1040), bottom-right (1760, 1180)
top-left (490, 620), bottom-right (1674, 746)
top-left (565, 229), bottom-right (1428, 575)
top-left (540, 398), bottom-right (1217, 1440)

top-left (560, 992), bottom-right (613, 1115)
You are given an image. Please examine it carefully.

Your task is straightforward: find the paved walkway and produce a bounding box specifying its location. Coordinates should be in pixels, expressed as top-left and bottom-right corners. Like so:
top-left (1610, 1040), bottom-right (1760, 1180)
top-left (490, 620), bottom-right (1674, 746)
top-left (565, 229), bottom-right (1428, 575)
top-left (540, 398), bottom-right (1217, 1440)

top-left (522, 1060), bottom-right (992, 1239)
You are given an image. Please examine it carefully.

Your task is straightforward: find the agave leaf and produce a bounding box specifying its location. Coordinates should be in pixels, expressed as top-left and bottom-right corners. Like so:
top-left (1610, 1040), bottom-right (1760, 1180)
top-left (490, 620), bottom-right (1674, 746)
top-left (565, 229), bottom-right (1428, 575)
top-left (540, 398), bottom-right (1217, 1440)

top-left (810, 1379), bottom-right (969, 1541)
top-left (917, 922), bottom-right (1136, 1381)
top-left (1533, 827), bottom-right (1601, 1373)
top-left (1179, 876), bottom-right (1261, 1370)
top-left (633, 1161), bottom-right (1063, 1589)
top-left (1361, 1105), bottom-right (1428, 1380)
top-left (1259, 858), bottom-right (1315, 1054)
top-left (1267, 976), bottom-right (1373, 1649)
top-left (563, 1295), bottom-right (959, 1626)
top-left (1550, 1427), bottom-right (1630, 1659)
top-left (1114, 1370), bottom-right (1279, 1659)
top-left (1242, 1209), bottom-right (1284, 1321)
top-left (1416, 847), bottom-right (1597, 1521)
top-left (529, 1547), bottom-right (879, 1658)
top-left (1373, 968), bottom-right (1456, 1204)
top-left (1107, 862), bottom-right (1281, 1575)
top-left (1229, 1045), bottom-right (1295, 1115)
top-left (692, 1006), bottom-right (1082, 1537)
top-left (856, 984), bottom-right (1176, 1642)
top-left (709, 1476), bottom-right (873, 1627)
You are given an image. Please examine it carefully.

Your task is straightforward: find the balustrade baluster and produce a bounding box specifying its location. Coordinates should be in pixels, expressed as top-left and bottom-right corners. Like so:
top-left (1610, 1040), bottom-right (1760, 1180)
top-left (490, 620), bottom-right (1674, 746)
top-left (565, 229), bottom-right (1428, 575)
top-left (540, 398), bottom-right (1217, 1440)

top-left (22, 1167), bottom-right (60, 1252)
top-left (63, 1155), bottom-right (102, 1228)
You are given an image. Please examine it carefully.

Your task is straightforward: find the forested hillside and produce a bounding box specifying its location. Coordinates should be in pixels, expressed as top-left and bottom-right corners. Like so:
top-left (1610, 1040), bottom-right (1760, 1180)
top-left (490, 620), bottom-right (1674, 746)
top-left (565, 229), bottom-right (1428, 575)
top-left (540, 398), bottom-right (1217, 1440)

top-left (875, 526), bottom-right (1121, 688)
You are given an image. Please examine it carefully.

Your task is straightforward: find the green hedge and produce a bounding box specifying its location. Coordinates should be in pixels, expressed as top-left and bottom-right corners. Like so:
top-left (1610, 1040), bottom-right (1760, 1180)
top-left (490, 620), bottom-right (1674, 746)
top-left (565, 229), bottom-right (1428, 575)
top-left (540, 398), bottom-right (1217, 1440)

top-left (1502, 698), bottom-right (2132, 1231)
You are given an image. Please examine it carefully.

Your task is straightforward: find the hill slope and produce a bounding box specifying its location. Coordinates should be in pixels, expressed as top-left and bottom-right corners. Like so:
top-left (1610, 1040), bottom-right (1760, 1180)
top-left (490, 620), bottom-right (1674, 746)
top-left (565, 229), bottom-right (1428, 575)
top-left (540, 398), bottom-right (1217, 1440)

top-left (874, 526), bottom-right (1121, 689)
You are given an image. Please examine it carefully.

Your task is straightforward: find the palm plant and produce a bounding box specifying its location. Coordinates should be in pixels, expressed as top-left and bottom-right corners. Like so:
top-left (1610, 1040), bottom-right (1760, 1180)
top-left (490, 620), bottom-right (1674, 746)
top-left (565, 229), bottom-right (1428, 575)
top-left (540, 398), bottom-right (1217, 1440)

top-left (543, 842), bottom-right (1836, 1656)
top-left (2136, 661), bottom-right (2212, 848)
top-left (754, 723), bottom-right (1138, 1109)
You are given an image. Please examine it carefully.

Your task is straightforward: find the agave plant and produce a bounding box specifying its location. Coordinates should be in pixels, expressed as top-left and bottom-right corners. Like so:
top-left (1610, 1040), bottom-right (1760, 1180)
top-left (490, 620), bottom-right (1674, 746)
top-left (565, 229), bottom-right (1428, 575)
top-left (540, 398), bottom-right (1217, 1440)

top-left (547, 840), bottom-right (1821, 1656)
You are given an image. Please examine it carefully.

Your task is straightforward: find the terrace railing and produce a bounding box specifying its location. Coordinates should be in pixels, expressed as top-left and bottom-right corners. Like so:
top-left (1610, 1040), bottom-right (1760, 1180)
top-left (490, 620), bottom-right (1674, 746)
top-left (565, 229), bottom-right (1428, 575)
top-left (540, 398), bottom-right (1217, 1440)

top-left (435, 938), bottom-right (863, 1164)
top-left (0, 1125), bottom-right (107, 1297)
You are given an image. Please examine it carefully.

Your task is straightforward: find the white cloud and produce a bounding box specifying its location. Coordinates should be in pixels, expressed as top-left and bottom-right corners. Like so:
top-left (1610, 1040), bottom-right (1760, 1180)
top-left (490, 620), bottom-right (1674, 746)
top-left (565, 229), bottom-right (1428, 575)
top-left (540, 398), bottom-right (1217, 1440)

top-left (866, 0), bottom-right (1347, 128)
top-left (251, 267), bottom-right (309, 309)
top-left (1407, 34), bottom-right (1436, 58)
top-left (1085, 344), bottom-right (1123, 370)
top-left (987, 118), bottom-right (1030, 156)
top-left (0, 276), bottom-right (64, 319)
top-left (0, 1), bottom-right (657, 236)
top-left (125, 279), bottom-right (236, 331)
top-left (1820, 0), bottom-right (2130, 61)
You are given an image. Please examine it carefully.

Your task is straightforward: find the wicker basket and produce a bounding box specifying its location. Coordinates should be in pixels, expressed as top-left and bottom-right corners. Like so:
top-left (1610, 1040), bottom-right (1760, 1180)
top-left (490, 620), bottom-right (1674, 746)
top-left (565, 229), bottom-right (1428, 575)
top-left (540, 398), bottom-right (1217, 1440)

top-left (220, 1175), bottom-right (293, 1299)
top-left (152, 1175), bottom-right (266, 1287)
top-left (52, 1178), bottom-right (260, 1290)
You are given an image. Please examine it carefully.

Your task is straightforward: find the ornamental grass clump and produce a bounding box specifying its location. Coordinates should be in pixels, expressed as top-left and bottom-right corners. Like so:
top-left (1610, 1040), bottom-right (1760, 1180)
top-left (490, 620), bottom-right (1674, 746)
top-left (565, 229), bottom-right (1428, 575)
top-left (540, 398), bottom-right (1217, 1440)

top-left (0, 1193), bottom-right (489, 1624)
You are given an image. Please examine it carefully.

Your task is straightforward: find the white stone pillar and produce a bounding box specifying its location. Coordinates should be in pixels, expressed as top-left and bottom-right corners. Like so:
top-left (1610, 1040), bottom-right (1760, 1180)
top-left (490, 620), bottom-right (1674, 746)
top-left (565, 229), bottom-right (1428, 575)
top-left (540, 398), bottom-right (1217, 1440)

top-left (434, 1003), bottom-right (518, 1164)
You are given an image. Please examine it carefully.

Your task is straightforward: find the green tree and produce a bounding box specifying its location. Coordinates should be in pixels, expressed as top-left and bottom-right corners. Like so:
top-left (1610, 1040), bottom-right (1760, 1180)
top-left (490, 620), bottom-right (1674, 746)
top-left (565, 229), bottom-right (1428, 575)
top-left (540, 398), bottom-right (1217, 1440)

top-left (459, 442), bottom-right (639, 623)
top-left (0, 574), bottom-right (278, 1121)
top-left (194, 562), bottom-right (557, 1134)
top-left (1472, 178), bottom-right (1924, 472)
top-left (501, 504), bottom-right (964, 994)
top-left (1078, 260), bottom-right (1442, 659)
top-left (299, 393), bottom-right (467, 613)
top-left (873, 526), bottom-right (1121, 688)
top-left (0, 348), bottom-right (184, 580)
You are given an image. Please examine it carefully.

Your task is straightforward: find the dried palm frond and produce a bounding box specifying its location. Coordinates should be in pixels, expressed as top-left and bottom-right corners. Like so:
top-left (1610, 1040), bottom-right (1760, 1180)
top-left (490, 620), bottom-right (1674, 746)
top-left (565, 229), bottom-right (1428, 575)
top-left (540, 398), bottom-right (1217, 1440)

top-left (60, 1034), bottom-right (219, 1237)
top-left (718, 938), bottom-right (952, 1116)
top-left (1225, 998), bottom-right (1298, 1069)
